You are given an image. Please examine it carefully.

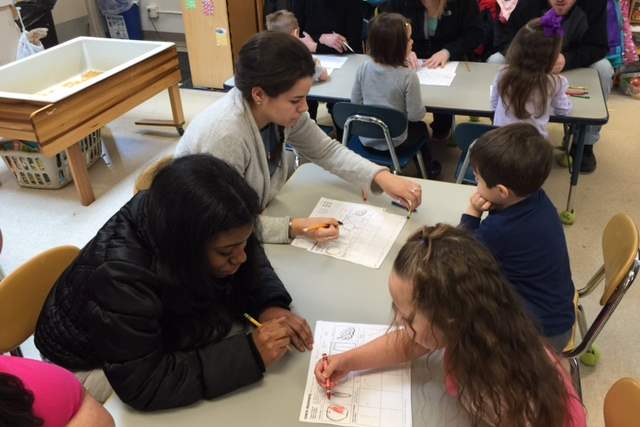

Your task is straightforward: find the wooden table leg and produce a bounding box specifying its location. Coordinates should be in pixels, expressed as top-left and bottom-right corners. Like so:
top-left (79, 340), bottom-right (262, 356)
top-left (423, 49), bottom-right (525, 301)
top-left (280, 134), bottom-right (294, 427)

top-left (168, 84), bottom-right (185, 135)
top-left (66, 143), bottom-right (95, 206)
top-left (134, 84), bottom-right (186, 135)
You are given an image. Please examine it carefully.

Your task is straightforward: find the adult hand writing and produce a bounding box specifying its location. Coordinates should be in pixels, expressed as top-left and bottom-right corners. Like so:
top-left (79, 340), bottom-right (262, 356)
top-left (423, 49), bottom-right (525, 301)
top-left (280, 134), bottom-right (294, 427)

top-left (251, 317), bottom-right (291, 367)
top-left (260, 307), bottom-right (313, 352)
top-left (424, 49), bottom-right (450, 68)
top-left (319, 32), bottom-right (347, 53)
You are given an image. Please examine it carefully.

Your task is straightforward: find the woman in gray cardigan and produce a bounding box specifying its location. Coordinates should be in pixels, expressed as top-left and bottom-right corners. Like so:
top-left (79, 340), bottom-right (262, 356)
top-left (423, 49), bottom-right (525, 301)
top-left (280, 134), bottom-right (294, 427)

top-left (176, 32), bottom-right (423, 244)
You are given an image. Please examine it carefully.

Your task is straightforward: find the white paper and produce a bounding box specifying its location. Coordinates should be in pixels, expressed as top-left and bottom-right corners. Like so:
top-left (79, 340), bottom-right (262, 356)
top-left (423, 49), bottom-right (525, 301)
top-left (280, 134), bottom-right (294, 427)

top-left (299, 321), bottom-right (412, 427)
top-left (315, 54), bottom-right (349, 70)
top-left (291, 198), bottom-right (407, 269)
top-left (416, 61), bottom-right (458, 86)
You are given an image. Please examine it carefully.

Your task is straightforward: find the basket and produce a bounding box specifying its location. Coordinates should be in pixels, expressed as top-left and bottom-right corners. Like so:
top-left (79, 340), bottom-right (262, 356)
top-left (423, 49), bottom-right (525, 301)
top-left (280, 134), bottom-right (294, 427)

top-left (0, 130), bottom-right (103, 189)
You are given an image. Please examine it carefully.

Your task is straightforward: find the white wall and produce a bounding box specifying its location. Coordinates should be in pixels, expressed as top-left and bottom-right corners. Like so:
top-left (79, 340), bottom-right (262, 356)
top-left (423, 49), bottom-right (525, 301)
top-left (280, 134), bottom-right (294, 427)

top-left (52, 0), bottom-right (88, 23)
top-left (138, 0), bottom-right (184, 33)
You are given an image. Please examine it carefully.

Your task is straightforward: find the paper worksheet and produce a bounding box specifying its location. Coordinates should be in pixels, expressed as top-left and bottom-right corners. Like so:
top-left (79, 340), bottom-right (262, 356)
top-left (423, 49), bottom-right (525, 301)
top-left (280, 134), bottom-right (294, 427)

top-left (291, 198), bottom-right (407, 269)
top-left (315, 55), bottom-right (349, 70)
top-left (299, 321), bottom-right (412, 427)
top-left (416, 61), bottom-right (459, 86)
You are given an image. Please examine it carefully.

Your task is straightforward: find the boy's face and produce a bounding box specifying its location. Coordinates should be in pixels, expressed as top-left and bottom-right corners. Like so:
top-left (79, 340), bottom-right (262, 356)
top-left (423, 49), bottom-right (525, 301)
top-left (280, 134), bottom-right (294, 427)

top-left (548, 0), bottom-right (576, 16)
top-left (474, 170), bottom-right (505, 205)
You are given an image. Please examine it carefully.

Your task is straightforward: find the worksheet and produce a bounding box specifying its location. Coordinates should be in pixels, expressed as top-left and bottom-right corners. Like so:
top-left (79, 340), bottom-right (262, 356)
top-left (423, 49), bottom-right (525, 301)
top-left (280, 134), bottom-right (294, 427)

top-left (291, 198), bottom-right (407, 269)
top-left (299, 321), bottom-right (412, 427)
top-left (315, 55), bottom-right (349, 70)
top-left (416, 61), bottom-right (459, 86)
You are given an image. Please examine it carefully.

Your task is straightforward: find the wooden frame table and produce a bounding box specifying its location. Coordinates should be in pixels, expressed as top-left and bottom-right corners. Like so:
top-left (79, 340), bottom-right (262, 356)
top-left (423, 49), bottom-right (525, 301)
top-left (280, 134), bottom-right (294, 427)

top-left (0, 38), bottom-right (185, 206)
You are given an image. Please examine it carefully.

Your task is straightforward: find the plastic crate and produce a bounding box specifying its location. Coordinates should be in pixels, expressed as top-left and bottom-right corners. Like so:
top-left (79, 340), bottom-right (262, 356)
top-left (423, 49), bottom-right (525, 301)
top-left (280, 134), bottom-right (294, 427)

top-left (0, 130), bottom-right (103, 189)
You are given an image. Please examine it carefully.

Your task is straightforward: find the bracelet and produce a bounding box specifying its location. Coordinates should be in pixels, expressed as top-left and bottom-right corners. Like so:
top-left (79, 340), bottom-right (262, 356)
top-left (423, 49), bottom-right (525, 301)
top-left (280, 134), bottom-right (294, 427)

top-left (288, 219), bottom-right (294, 240)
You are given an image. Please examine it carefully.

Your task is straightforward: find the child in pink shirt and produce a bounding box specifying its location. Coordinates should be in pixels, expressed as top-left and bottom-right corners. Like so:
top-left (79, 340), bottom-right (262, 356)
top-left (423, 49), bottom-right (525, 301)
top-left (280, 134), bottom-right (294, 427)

top-left (0, 355), bottom-right (113, 427)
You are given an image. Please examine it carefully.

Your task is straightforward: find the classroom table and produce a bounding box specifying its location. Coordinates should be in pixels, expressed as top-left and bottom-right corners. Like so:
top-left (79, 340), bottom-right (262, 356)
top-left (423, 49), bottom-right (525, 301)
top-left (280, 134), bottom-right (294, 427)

top-left (105, 163), bottom-right (479, 427)
top-left (224, 54), bottom-right (608, 224)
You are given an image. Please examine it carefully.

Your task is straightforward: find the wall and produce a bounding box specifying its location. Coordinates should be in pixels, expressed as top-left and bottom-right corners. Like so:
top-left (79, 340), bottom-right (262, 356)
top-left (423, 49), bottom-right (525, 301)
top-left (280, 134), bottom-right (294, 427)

top-left (52, 0), bottom-right (90, 42)
top-left (138, 0), bottom-right (184, 33)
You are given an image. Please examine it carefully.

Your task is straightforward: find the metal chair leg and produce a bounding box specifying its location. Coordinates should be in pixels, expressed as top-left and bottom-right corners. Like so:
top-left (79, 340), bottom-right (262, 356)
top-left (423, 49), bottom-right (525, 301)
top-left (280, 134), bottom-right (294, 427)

top-left (569, 356), bottom-right (583, 401)
top-left (416, 153), bottom-right (428, 179)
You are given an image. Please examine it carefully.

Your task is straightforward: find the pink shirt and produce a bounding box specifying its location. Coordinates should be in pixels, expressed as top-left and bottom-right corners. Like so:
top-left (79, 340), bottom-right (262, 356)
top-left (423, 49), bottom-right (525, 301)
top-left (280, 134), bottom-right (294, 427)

top-left (0, 356), bottom-right (84, 427)
top-left (443, 350), bottom-right (587, 427)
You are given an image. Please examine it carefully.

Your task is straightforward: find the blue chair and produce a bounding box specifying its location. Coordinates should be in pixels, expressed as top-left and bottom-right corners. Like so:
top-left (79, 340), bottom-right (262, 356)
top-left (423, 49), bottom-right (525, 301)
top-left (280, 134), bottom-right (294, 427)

top-left (332, 102), bottom-right (429, 178)
top-left (453, 123), bottom-right (497, 184)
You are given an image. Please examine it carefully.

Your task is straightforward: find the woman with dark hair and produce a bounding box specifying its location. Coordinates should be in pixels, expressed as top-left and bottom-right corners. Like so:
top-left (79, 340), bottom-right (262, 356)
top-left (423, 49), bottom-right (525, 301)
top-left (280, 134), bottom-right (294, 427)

top-left (0, 355), bottom-right (114, 426)
top-left (175, 31), bottom-right (423, 244)
top-left (380, 0), bottom-right (483, 141)
top-left (34, 155), bottom-right (310, 411)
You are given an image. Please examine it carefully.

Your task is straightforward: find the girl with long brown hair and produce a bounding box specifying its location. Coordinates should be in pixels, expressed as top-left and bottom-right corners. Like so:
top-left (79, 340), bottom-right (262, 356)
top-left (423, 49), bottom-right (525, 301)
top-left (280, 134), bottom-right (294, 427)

top-left (491, 10), bottom-right (572, 138)
top-left (315, 224), bottom-right (586, 427)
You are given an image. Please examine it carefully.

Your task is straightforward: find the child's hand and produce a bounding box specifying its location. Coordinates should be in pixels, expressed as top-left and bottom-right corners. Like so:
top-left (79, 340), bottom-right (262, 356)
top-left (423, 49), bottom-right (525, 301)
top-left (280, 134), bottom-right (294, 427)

top-left (466, 191), bottom-right (492, 217)
top-left (301, 31), bottom-right (317, 53)
top-left (405, 51), bottom-right (419, 70)
top-left (424, 49), bottom-right (450, 68)
top-left (319, 67), bottom-right (329, 81)
top-left (314, 353), bottom-right (350, 389)
top-left (552, 53), bottom-right (566, 74)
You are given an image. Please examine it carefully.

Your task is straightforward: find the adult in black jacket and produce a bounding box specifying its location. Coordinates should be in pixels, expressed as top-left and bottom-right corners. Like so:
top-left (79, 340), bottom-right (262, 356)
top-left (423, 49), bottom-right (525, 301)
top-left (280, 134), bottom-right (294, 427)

top-left (381, 0), bottom-right (483, 140)
top-left (293, 0), bottom-right (363, 54)
top-left (34, 155), bottom-right (312, 411)
top-left (488, 0), bottom-right (546, 62)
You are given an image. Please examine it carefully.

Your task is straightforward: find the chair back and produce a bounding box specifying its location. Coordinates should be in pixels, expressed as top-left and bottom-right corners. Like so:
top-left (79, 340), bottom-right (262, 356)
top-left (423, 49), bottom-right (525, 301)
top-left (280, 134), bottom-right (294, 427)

top-left (604, 378), bottom-right (640, 427)
top-left (134, 156), bottom-right (173, 193)
top-left (600, 213), bottom-right (640, 305)
top-left (333, 102), bottom-right (407, 139)
top-left (453, 123), bottom-right (497, 184)
top-left (0, 245), bottom-right (80, 353)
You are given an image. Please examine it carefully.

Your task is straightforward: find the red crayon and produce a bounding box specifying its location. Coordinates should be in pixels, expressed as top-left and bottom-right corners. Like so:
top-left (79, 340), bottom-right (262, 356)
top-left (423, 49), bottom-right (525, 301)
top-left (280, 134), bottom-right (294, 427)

top-left (322, 353), bottom-right (332, 399)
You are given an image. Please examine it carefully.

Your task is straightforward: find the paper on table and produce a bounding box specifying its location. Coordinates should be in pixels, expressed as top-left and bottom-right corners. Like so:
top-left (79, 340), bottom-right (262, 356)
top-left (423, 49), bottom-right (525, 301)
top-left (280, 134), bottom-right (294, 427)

top-left (315, 55), bottom-right (349, 70)
top-left (299, 321), bottom-right (412, 427)
top-left (291, 198), bottom-right (407, 269)
top-left (416, 61), bottom-right (459, 86)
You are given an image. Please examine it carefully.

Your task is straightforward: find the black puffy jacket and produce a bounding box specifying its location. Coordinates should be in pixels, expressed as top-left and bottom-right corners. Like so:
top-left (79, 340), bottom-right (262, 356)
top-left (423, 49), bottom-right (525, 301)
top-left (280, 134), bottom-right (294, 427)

top-left (34, 192), bottom-right (292, 411)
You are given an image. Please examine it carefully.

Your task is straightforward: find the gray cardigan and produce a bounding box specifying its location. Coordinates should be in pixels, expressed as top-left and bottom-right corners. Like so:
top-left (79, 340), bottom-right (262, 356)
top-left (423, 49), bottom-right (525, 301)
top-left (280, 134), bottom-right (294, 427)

top-left (175, 88), bottom-right (386, 243)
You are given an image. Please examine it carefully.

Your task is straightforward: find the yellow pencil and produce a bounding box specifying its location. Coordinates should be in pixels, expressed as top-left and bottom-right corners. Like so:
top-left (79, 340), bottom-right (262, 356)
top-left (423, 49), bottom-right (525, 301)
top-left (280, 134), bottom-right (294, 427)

top-left (463, 61), bottom-right (470, 72)
top-left (243, 313), bottom-right (293, 351)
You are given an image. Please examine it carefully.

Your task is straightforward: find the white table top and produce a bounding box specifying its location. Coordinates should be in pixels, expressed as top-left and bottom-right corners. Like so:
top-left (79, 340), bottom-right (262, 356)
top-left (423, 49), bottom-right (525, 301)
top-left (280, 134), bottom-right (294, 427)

top-left (224, 54), bottom-right (608, 126)
top-left (105, 164), bottom-right (478, 426)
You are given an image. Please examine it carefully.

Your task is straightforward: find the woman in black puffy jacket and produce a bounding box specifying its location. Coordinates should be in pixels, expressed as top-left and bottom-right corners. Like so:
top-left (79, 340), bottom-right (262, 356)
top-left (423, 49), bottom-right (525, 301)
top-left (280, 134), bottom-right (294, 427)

top-left (35, 154), bottom-right (313, 411)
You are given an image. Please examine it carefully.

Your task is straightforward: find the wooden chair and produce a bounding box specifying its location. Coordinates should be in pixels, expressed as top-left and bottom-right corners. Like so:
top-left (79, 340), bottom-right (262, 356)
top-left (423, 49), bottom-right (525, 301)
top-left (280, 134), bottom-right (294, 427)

top-left (133, 156), bottom-right (173, 193)
top-left (0, 245), bottom-right (80, 356)
top-left (562, 213), bottom-right (640, 398)
top-left (604, 378), bottom-right (640, 427)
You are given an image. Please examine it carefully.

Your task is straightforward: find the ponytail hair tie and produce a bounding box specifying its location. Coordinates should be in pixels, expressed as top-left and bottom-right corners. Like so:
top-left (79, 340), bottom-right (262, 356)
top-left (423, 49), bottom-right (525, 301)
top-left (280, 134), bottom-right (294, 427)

top-left (540, 9), bottom-right (564, 38)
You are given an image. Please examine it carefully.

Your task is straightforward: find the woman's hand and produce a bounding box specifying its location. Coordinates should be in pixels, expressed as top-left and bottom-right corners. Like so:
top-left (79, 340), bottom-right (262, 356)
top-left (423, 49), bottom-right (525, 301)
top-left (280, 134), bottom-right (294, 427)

top-left (251, 317), bottom-right (291, 367)
top-left (259, 307), bottom-right (314, 352)
top-left (291, 217), bottom-right (340, 242)
top-left (424, 49), bottom-right (450, 68)
top-left (405, 51), bottom-right (420, 70)
top-left (314, 353), bottom-right (351, 389)
top-left (319, 32), bottom-right (347, 53)
top-left (374, 171), bottom-right (422, 211)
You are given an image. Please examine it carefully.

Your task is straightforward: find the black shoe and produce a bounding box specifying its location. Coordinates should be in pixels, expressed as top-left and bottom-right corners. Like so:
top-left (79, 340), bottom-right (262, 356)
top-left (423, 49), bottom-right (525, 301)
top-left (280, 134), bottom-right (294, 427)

top-left (569, 145), bottom-right (597, 174)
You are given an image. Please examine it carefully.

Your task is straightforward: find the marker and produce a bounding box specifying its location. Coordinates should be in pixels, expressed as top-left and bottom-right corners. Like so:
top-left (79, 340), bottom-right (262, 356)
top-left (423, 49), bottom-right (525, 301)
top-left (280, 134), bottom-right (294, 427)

top-left (322, 353), bottom-right (332, 399)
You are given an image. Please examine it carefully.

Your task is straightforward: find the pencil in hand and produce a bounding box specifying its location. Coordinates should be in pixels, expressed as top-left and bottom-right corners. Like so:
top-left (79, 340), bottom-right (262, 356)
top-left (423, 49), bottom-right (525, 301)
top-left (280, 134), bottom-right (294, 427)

top-left (302, 221), bottom-right (344, 233)
top-left (243, 313), bottom-right (292, 352)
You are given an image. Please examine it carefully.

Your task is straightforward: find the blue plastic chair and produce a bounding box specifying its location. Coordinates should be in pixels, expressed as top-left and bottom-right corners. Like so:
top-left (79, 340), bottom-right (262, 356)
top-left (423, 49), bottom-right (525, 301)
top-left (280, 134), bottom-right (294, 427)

top-left (453, 123), bottom-right (497, 184)
top-left (332, 102), bottom-right (428, 178)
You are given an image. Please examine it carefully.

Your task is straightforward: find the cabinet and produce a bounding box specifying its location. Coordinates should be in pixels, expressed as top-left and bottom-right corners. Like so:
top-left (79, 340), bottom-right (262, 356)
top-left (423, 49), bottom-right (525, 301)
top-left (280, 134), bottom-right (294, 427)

top-left (181, 0), bottom-right (264, 89)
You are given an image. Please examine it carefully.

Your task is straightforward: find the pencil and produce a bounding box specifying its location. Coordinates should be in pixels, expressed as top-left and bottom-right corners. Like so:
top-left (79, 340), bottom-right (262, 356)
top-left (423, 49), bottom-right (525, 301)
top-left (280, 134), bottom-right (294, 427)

top-left (302, 221), bottom-right (344, 233)
top-left (463, 61), bottom-right (470, 72)
top-left (243, 313), bottom-right (293, 352)
top-left (391, 200), bottom-right (418, 213)
top-left (569, 95), bottom-right (590, 99)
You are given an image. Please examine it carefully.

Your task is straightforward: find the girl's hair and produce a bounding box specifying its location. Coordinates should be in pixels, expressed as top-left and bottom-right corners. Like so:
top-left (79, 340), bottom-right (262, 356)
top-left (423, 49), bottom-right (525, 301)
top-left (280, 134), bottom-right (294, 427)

top-left (235, 31), bottom-right (315, 102)
top-left (146, 154), bottom-right (262, 306)
top-left (393, 224), bottom-right (570, 427)
top-left (0, 373), bottom-right (44, 427)
top-left (367, 13), bottom-right (411, 67)
top-left (499, 18), bottom-right (563, 119)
